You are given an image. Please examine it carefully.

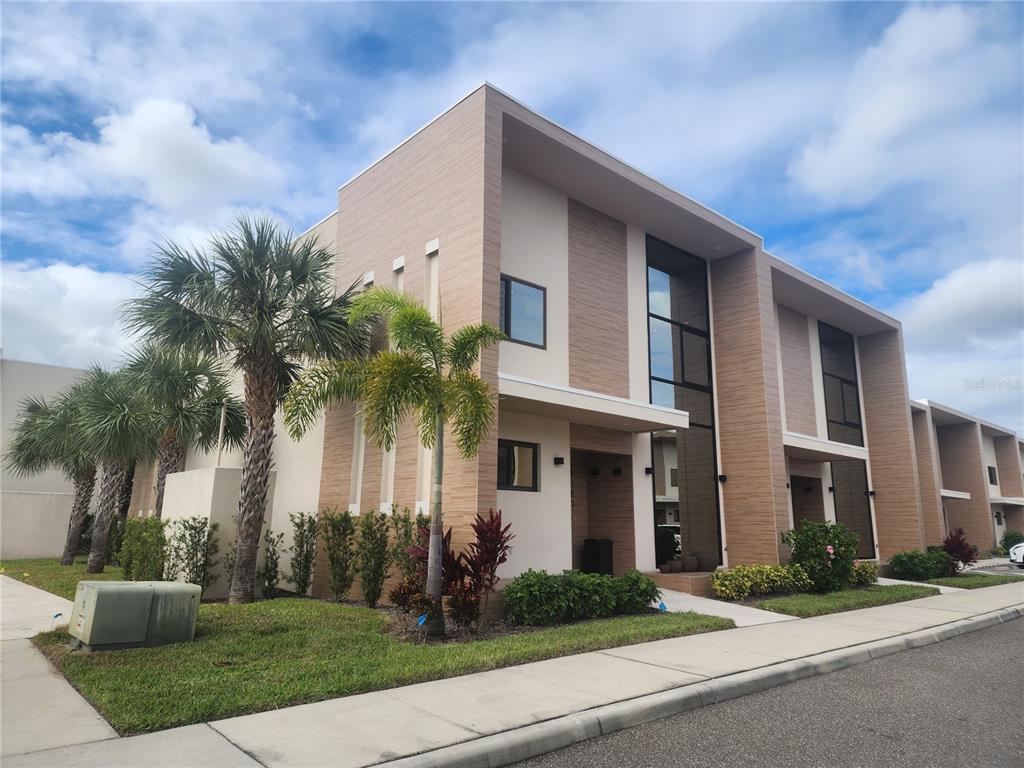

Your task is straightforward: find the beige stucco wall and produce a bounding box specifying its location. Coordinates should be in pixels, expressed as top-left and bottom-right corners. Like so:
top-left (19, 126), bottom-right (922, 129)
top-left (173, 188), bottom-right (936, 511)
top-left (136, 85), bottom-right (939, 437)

top-left (498, 166), bottom-right (569, 386)
top-left (0, 492), bottom-right (74, 559)
top-left (496, 410), bottom-right (572, 577)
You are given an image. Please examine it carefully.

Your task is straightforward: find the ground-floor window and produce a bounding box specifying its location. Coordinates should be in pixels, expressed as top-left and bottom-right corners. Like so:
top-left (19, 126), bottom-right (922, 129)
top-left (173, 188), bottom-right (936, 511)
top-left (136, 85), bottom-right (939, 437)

top-left (497, 439), bottom-right (539, 491)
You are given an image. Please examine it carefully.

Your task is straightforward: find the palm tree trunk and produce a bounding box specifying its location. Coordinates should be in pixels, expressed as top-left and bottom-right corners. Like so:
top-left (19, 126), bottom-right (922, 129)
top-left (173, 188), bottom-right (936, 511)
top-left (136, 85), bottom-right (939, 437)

top-left (87, 463), bottom-right (129, 573)
top-left (154, 434), bottom-right (185, 518)
top-left (61, 466), bottom-right (96, 566)
top-left (229, 364), bottom-right (277, 604)
top-left (425, 410), bottom-right (445, 636)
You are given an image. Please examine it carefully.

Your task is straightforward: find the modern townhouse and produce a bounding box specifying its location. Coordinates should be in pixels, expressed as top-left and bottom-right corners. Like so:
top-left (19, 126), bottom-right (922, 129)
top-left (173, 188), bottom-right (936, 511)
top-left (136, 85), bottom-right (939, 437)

top-left (911, 399), bottom-right (1024, 549)
top-left (291, 84), bottom-right (928, 597)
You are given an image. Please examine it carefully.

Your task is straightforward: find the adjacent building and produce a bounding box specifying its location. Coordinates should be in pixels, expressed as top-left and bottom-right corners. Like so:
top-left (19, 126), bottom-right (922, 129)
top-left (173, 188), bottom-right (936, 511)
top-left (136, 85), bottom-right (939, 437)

top-left (911, 400), bottom-right (1024, 549)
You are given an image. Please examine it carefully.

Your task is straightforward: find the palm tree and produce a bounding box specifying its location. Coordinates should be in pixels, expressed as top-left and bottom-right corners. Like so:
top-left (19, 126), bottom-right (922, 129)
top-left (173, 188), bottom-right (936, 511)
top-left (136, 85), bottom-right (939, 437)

top-left (124, 215), bottom-right (369, 602)
top-left (5, 385), bottom-right (97, 565)
top-left (124, 344), bottom-right (246, 517)
top-left (75, 367), bottom-right (157, 573)
top-left (284, 287), bottom-right (503, 636)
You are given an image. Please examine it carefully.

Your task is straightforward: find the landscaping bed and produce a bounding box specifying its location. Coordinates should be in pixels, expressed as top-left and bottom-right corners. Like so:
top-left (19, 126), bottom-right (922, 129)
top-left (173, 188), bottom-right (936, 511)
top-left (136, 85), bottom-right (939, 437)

top-left (752, 584), bottom-right (940, 617)
top-left (6, 558), bottom-right (732, 734)
top-left (927, 573), bottom-right (1023, 589)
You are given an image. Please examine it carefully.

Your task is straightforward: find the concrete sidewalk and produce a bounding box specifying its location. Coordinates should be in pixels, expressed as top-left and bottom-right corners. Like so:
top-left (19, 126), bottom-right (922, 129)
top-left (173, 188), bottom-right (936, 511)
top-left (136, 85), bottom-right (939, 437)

top-left (2, 577), bottom-right (1021, 768)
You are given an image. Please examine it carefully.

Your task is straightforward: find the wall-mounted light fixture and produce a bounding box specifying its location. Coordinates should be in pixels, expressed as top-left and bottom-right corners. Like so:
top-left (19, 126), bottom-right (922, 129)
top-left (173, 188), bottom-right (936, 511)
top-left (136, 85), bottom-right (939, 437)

top-left (867, 490), bottom-right (876, 497)
top-left (644, 467), bottom-right (653, 475)
top-left (717, 474), bottom-right (727, 483)
top-left (612, 467), bottom-right (623, 476)
top-left (553, 456), bottom-right (564, 466)
top-left (828, 486), bottom-right (835, 493)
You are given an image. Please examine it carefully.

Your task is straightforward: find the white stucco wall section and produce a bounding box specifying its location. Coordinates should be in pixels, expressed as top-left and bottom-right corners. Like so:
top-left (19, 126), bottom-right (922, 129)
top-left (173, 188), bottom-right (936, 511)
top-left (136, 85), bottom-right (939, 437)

top-left (496, 411), bottom-right (572, 578)
top-left (498, 166), bottom-right (569, 387)
top-left (981, 432), bottom-right (1001, 497)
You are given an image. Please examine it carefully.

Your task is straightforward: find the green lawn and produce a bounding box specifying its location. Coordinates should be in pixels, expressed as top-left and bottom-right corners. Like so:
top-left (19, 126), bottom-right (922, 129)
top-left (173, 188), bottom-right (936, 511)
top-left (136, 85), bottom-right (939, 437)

top-left (753, 585), bottom-right (940, 618)
top-left (1, 557), bottom-right (125, 599)
top-left (928, 573), bottom-right (1024, 589)
top-left (5, 559), bottom-right (732, 734)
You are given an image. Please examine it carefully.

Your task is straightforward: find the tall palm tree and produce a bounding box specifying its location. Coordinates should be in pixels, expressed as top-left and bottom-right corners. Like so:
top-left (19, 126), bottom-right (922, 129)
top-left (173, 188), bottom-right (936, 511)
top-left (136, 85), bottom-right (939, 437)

top-left (5, 385), bottom-right (97, 565)
top-left (284, 287), bottom-right (503, 636)
top-left (124, 344), bottom-right (246, 517)
top-left (124, 215), bottom-right (369, 603)
top-left (76, 367), bottom-right (157, 573)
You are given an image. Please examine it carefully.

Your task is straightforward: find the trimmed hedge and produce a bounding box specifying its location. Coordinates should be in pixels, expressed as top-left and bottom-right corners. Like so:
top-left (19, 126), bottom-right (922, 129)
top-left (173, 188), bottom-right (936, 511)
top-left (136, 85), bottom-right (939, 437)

top-left (710, 563), bottom-right (812, 601)
top-left (504, 569), bottom-right (661, 626)
top-left (780, 520), bottom-right (859, 593)
top-left (889, 549), bottom-right (954, 581)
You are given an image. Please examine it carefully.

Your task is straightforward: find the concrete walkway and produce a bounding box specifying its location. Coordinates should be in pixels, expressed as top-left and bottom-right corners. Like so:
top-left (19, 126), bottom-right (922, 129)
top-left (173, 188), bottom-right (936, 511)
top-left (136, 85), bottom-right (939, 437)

top-left (658, 588), bottom-right (795, 626)
top-left (2, 576), bottom-right (1021, 768)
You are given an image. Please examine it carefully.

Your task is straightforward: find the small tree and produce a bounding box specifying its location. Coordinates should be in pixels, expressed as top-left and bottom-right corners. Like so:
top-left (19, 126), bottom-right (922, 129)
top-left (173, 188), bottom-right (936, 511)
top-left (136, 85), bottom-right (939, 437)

top-left (780, 520), bottom-right (858, 593)
top-left (287, 512), bottom-right (318, 596)
top-left (5, 386), bottom-right (97, 565)
top-left (320, 510), bottom-right (357, 601)
top-left (390, 508), bottom-right (419, 581)
top-left (357, 511), bottom-right (392, 608)
top-left (119, 517), bottom-right (168, 581)
top-left (285, 288), bottom-right (503, 636)
top-left (258, 529), bottom-right (285, 598)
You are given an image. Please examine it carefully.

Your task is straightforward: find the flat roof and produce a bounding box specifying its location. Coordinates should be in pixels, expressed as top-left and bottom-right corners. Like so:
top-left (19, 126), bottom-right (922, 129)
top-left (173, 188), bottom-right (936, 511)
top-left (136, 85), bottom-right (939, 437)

top-left (915, 399), bottom-right (1018, 437)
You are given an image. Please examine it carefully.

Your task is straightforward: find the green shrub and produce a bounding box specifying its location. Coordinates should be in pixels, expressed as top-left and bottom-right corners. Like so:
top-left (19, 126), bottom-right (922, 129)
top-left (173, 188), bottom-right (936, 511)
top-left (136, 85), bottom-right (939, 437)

top-left (389, 508), bottom-right (419, 580)
top-left (357, 511), bottom-right (392, 608)
top-left (849, 560), bottom-right (879, 587)
top-left (611, 569), bottom-right (661, 614)
top-left (1000, 530), bottom-right (1024, 550)
top-left (320, 510), bottom-right (357, 601)
top-left (106, 515), bottom-right (126, 566)
top-left (287, 512), bottom-right (318, 596)
top-left (889, 549), bottom-right (954, 581)
top-left (258, 530), bottom-right (285, 598)
top-left (166, 517), bottom-right (220, 596)
top-left (561, 570), bottom-right (616, 620)
top-left (710, 563), bottom-right (812, 601)
top-left (504, 570), bottom-right (567, 626)
top-left (504, 569), bottom-right (661, 626)
top-left (446, 581), bottom-right (481, 629)
top-left (119, 517), bottom-right (168, 582)
top-left (780, 520), bottom-right (858, 593)
top-left (654, 525), bottom-right (678, 564)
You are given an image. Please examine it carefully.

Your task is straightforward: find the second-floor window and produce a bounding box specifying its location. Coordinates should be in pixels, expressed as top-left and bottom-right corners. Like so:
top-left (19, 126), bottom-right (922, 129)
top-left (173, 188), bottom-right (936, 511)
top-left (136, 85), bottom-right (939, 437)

top-left (499, 275), bottom-right (546, 348)
top-left (819, 322), bottom-right (863, 447)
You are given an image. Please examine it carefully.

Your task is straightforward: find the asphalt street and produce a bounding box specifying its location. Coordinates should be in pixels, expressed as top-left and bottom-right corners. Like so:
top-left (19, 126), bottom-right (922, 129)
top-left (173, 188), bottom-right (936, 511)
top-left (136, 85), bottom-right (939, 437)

top-left (515, 618), bottom-right (1023, 768)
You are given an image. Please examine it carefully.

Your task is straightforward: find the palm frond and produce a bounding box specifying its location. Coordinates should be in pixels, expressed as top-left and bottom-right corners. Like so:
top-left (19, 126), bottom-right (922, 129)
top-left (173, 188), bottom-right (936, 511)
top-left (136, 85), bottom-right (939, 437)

top-left (359, 351), bottom-right (439, 451)
top-left (446, 323), bottom-right (505, 372)
top-left (283, 359), bottom-right (368, 439)
top-left (443, 371), bottom-right (497, 458)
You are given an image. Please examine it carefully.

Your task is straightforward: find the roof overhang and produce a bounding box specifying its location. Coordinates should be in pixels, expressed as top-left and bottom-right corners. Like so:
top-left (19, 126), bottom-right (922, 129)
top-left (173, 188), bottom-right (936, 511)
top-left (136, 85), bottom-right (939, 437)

top-left (769, 257), bottom-right (899, 336)
top-left (917, 399), bottom-right (1017, 435)
top-left (940, 488), bottom-right (972, 501)
top-left (783, 432), bottom-right (870, 463)
top-left (498, 373), bottom-right (689, 433)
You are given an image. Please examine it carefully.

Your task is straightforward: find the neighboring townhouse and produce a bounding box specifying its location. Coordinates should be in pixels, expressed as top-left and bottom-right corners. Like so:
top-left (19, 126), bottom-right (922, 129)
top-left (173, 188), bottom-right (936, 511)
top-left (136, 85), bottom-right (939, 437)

top-left (911, 400), bottom-right (1024, 549)
top-left (297, 84), bottom-right (927, 596)
top-left (0, 358), bottom-right (92, 559)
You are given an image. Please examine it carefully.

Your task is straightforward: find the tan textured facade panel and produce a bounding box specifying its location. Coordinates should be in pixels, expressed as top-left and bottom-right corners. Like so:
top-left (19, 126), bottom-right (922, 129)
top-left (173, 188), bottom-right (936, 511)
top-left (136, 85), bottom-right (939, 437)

top-left (580, 452), bottom-right (635, 576)
top-left (569, 423), bottom-right (633, 455)
top-left (710, 250), bottom-right (787, 565)
top-left (777, 304), bottom-right (817, 436)
top-left (912, 409), bottom-right (946, 546)
top-left (857, 330), bottom-right (924, 559)
top-left (129, 461), bottom-right (158, 516)
top-left (936, 422), bottom-right (994, 548)
top-left (567, 200), bottom-right (629, 397)
top-left (994, 435), bottom-right (1024, 497)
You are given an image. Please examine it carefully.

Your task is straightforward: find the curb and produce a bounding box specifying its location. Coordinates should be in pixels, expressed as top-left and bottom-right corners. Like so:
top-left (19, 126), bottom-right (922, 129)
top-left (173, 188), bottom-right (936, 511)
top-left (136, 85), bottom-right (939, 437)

top-left (382, 604), bottom-right (1023, 768)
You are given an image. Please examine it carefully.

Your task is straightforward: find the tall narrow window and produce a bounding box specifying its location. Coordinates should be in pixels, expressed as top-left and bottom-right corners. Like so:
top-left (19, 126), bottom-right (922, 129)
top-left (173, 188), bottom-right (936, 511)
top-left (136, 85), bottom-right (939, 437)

top-left (499, 275), bottom-right (546, 348)
top-left (988, 466), bottom-right (998, 485)
top-left (646, 235), bottom-right (721, 568)
top-left (830, 460), bottom-right (875, 559)
top-left (819, 322), bottom-right (863, 447)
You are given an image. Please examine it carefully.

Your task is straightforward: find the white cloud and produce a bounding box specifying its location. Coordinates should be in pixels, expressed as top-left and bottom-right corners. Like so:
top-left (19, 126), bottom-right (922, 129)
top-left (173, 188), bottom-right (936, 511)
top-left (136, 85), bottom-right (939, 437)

top-left (1, 261), bottom-right (140, 368)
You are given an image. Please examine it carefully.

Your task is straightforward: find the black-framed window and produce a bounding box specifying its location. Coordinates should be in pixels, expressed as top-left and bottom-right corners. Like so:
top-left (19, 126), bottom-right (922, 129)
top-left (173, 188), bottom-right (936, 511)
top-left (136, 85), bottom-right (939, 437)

top-left (988, 466), bottom-right (998, 485)
top-left (819, 322), bottom-right (863, 447)
top-left (831, 459), bottom-right (876, 559)
top-left (499, 275), bottom-right (546, 348)
top-left (646, 235), bottom-right (722, 568)
top-left (497, 440), bottom-right (539, 491)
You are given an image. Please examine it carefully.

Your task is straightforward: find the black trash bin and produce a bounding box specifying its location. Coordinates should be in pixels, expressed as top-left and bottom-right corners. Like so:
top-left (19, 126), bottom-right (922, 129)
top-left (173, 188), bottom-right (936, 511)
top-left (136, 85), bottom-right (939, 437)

top-left (582, 538), bottom-right (613, 575)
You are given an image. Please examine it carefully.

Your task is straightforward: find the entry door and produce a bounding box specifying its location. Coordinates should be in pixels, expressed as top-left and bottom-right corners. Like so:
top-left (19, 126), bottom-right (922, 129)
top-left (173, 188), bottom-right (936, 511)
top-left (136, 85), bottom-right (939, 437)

top-left (790, 475), bottom-right (825, 528)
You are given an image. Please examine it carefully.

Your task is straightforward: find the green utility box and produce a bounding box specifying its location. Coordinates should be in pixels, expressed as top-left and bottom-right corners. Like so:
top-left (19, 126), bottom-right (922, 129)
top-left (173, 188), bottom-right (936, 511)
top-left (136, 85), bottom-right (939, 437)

top-left (69, 581), bottom-right (201, 652)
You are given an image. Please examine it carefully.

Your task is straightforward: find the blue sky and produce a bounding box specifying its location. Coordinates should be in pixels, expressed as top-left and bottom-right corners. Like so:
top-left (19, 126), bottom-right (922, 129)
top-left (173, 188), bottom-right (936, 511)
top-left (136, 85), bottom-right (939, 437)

top-left (2, 2), bottom-right (1022, 430)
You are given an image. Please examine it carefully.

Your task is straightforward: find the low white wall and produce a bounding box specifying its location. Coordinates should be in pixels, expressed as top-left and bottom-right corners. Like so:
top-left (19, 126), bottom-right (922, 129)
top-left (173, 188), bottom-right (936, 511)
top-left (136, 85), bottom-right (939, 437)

top-left (496, 411), bottom-right (572, 578)
top-left (0, 492), bottom-right (73, 559)
top-left (161, 467), bottom-right (275, 600)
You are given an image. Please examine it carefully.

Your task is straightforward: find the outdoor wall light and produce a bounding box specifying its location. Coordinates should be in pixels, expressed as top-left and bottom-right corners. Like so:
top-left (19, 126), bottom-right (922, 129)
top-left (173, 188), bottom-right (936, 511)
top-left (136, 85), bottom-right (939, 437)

top-left (553, 456), bottom-right (564, 466)
top-left (718, 474), bottom-right (727, 483)
top-left (828, 486), bottom-right (835, 493)
top-left (867, 490), bottom-right (876, 497)
top-left (645, 467), bottom-right (653, 475)
top-left (612, 467), bottom-right (623, 476)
